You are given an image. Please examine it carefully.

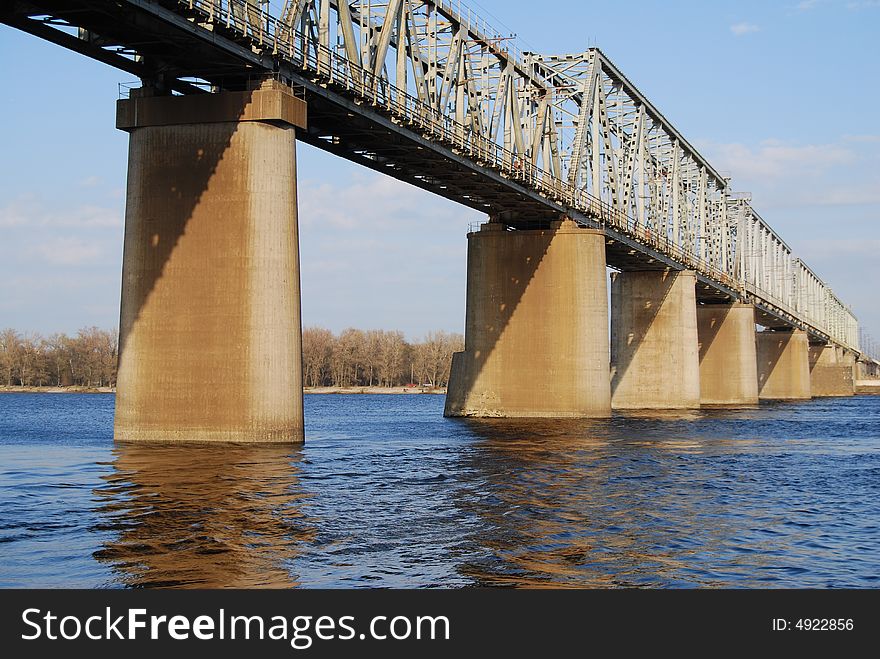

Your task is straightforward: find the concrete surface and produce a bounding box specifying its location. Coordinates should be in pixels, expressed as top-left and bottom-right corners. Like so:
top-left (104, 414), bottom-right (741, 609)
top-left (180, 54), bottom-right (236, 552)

top-left (756, 329), bottom-right (811, 400)
top-left (114, 86), bottom-right (305, 442)
top-left (445, 219), bottom-right (610, 417)
top-left (611, 270), bottom-right (700, 409)
top-left (697, 303), bottom-right (759, 406)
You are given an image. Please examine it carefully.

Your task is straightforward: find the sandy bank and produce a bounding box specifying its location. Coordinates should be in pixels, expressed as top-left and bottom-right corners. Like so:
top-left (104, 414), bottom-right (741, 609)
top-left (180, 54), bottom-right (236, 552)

top-left (1, 385), bottom-right (446, 395)
top-left (305, 386), bottom-right (446, 395)
top-left (0, 386), bottom-right (115, 394)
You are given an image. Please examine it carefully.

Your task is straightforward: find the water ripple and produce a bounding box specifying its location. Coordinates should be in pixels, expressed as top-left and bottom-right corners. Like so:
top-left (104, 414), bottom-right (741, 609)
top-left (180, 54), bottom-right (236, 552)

top-left (0, 393), bottom-right (878, 587)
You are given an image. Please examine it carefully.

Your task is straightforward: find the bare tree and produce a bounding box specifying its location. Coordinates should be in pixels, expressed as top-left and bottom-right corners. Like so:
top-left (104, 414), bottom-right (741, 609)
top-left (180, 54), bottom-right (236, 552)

top-left (439, 332), bottom-right (464, 386)
top-left (0, 328), bottom-right (20, 386)
top-left (44, 333), bottom-right (72, 386)
top-left (17, 334), bottom-right (48, 386)
top-left (0, 324), bottom-right (462, 391)
top-left (377, 330), bottom-right (407, 387)
top-left (332, 328), bottom-right (365, 387)
top-left (72, 327), bottom-right (106, 387)
top-left (100, 328), bottom-right (119, 387)
top-left (411, 341), bottom-right (431, 386)
top-left (362, 330), bottom-right (382, 386)
top-left (302, 326), bottom-right (334, 387)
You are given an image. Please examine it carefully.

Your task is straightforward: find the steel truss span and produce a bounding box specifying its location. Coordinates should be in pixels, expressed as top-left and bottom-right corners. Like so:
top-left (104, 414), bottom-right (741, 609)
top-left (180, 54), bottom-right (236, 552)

top-left (1, 0), bottom-right (861, 353)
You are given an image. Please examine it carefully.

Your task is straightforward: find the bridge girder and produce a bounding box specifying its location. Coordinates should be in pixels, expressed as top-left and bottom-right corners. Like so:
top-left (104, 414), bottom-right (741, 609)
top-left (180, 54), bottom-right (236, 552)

top-left (0, 0), bottom-right (861, 353)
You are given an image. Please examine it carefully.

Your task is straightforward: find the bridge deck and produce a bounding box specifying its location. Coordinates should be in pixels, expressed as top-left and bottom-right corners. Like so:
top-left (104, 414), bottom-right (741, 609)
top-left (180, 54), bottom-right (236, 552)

top-left (1, 0), bottom-right (860, 352)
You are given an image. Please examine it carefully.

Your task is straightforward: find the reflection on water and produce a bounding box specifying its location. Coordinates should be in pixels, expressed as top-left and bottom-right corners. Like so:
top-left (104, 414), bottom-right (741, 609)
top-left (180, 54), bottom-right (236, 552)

top-left (459, 419), bottom-right (618, 587)
top-left (93, 444), bottom-right (314, 588)
top-left (0, 393), bottom-right (879, 588)
top-left (612, 409), bottom-right (705, 422)
top-left (456, 418), bottom-right (747, 587)
top-left (451, 410), bottom-right (880, 588)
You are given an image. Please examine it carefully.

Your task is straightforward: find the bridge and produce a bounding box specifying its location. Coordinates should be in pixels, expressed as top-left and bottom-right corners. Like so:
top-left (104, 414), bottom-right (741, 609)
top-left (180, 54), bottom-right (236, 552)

top-left (1, 0), bottom-right (870, 441)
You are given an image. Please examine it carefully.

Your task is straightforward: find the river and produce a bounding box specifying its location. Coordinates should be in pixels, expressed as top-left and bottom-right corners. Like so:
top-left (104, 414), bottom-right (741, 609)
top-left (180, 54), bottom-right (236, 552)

top-left (1, 393), bottom-right (878, 588)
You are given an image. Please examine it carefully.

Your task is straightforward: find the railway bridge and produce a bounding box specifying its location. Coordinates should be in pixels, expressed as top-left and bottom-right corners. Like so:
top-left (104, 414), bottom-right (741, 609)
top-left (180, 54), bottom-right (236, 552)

top-left (1, 0), bottom-right (868, 441)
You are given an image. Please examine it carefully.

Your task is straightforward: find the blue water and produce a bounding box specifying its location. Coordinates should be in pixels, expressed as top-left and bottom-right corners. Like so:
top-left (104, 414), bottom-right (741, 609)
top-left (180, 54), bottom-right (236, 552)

top-left (0, 393), bottom-right (878, 588)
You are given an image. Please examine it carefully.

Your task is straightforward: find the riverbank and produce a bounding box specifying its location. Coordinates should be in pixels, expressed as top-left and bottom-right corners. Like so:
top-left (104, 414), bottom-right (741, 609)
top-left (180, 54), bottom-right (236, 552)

top-left (1, 385), bottom-right (446, 395)
top-left (305, 386), bottom-right (446, 395)
top-left (0, 385), bottom-right (115, 394)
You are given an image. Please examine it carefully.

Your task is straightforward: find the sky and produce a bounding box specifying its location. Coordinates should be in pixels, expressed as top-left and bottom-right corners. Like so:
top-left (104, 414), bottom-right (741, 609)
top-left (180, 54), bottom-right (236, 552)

top-left (0, 0), bottom-right (878, 345)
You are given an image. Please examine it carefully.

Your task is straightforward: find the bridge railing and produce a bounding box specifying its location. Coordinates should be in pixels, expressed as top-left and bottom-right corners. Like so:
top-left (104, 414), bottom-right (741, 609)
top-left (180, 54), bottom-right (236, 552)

top-left (190, 2), bottom-right (740, 283)
top-left (178, 0), bottom-right (849, 349)
top-left (293, 29), bottom-right (740, 291)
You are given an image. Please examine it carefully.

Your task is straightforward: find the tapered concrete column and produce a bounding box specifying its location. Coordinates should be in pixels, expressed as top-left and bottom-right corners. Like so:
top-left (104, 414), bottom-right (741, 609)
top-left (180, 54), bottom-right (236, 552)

top-left (756, 329), bottom-right (811, 400)
top-left (809, 344), bottom-right (855, 397)
top-left (697, 303), bottom-right (759, 406)
top-left (444, 218), bottom-right (610, 418)
top-left (114, 82), bottom-right (307, 442)
top-left (610, 270), bottom-right (700, 409)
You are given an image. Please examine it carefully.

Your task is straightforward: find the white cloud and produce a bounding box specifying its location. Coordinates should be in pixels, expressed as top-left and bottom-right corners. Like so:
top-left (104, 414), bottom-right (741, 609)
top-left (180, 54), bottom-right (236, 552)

top-left (697, 132), bottom-right (880, 215)
top-left (298, 172), bottom-right (469, 230)
top-left (699, 139), bottom-right (854, 181)
top-left (694, 133), bottom-right (879, 334)
top-left (0, 197), bottom-right (122, 228)
top-left (295, 168), bottom-right (475, 337)
top-left (843, 134), bottom-right (880, 143)
top-left (0, 201), bottom-right (29, 227)
top-left (28, 237), bottom-right (103, 266)
top-left (799, 239), bottom-right (880, 255)
top-left (730, 22), bottom-right (760, 36)
top-left (803, 182), bottom-right (880, 207)
top-left (60, 205), bottom-right (123, 228)
top-left (78, 175), bottom-right (102, 188)
top-left (0, 196), bottom-right (123, 311)
top-left (793, 0), bottom-right (879, 10)
top-left (0, 273), bottom-right (117, 292)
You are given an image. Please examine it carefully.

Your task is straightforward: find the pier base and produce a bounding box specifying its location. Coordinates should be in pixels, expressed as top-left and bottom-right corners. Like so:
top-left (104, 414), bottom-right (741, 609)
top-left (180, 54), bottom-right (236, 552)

top-left (697, 303), bottom-right (759, 406)
top-left (610, 270), bottom-right (700, 409)
top-left (114, 83), bottom-right (307, 442)
top-left (444, 219), bottom-right (610, 417)
top-left (756, 329), bottom-right (811, 400)
top-left (809, 344), bottom-right (855, 397)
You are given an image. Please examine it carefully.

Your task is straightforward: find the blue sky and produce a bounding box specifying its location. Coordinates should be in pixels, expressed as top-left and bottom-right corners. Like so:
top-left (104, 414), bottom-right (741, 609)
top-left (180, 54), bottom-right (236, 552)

top-left (1, 0), bottom-right (878, 344)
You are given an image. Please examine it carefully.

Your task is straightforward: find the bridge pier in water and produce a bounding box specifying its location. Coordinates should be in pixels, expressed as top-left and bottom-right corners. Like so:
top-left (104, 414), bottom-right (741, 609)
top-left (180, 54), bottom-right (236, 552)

top-left (697, 303), bottom-right (760, 406)
top-left (114, 82), bottom-right (307, 442)
top-left (756, 329), bottom-right (811, 400)
top-left (444, 218), bottom-right (611, 418)
top-left (809, 344), bottom-right (856, 397)
top-left (610, 270), bottom-right (701, 410)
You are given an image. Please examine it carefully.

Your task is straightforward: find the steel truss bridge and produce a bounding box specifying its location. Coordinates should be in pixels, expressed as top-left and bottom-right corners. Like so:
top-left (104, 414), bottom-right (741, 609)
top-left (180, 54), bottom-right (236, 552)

top-left (1, 0), bottom-right (862, 354)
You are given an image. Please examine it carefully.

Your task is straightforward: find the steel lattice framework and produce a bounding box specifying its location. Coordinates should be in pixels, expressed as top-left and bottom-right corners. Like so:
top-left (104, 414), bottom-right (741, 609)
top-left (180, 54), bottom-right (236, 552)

top-left (0, 0), bottom-right (861, 352)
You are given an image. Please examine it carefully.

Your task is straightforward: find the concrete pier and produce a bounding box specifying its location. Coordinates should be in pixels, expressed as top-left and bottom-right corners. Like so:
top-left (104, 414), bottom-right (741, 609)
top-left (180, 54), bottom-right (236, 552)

top-left (610, 270), bottom-right (701, 409)
top-left (809, 344), bottom-right (855, 397)
top-left (861, 360), bottom-right (880, 378)
top-left (444, 218), bottom-right (610, 417)
top-left (756, 329), bottom-right (811, 400)
top-left (114, 82), bottom-right (307, 442)
top-left (697, 303), bottom-right (759, 406)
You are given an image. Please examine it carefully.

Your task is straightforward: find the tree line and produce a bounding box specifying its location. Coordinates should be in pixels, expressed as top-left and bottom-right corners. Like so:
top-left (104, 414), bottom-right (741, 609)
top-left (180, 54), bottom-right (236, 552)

top-left (0, 327), bottom-right (118, 388)
top-left (302, 327), bottom-right (463, 388)
top-left (0, 326), bottom-right (463, 389)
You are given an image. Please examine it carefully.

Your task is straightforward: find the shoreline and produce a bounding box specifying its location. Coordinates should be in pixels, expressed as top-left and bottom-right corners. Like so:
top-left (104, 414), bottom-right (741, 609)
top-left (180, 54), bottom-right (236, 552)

top-left (4, 384), bottom-right (876, 396)
top-left (0, 386), bottom-right (115, 394)
top-left (1, 385), bottom-right (447, 395)
top-left (305, 386), bottom-right (446, 395)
